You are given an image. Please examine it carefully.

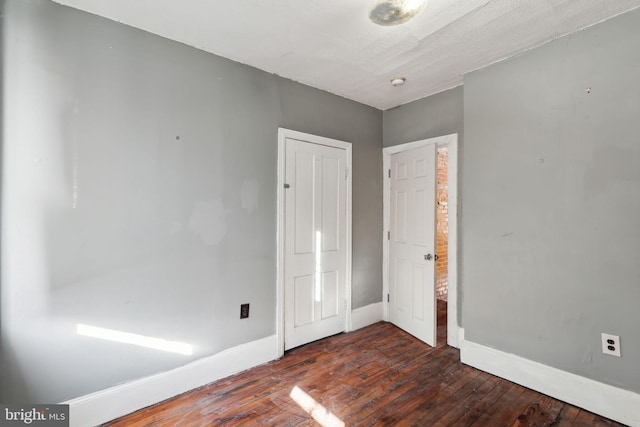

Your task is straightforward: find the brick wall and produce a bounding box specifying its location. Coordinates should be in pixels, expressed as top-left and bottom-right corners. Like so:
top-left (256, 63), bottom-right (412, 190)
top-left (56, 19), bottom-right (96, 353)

top-left (436, 147), bottom-right (448, 301)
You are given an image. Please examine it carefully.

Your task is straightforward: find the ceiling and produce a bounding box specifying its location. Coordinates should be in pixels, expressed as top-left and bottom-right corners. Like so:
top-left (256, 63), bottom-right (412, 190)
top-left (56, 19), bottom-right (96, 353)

top-left (53, 0), bottom-right (640, 110)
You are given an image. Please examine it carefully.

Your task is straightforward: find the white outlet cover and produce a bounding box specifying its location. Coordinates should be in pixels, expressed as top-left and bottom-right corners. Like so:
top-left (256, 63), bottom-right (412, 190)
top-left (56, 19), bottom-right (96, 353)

top-left (601, 333), bottom-right (621, 357)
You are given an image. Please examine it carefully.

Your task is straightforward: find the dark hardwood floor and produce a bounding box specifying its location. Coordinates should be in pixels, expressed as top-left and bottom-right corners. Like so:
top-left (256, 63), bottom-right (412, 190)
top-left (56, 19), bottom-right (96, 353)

top-left (105, 301), bottom-right (625, 426)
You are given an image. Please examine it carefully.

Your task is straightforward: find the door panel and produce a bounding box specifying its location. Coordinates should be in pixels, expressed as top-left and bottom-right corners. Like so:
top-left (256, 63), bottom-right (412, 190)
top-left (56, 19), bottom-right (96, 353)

top-left (322, 157), bottom-right (340, 251)
top-left (294, 151), bottom-right (314, 254)
top-left (285, 138), bottom-right (347, 350)
top-left (294, 275), bottom-right (314, 327)
top-left (389, 144), bottom-right (437, 346)
top-left (321, 270), bottom-right (339, 319)
top-left (415, 189), bottom-right (427, 244)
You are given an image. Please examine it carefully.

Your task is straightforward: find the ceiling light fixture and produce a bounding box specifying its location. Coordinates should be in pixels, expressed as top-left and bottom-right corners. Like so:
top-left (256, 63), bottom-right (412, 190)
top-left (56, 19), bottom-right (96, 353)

top-left (369, 0), bottom-right (428, 26)
top-left (391, 77), bottom-right (406, 86)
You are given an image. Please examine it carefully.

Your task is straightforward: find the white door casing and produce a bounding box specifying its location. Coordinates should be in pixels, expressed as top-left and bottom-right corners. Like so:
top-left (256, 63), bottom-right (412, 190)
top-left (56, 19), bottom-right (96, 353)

top-left (389, 144), bottom-right (438, 346)
top-left (277, 129), bottom-right (352, 354)
top-left (383, 134), bottom-right (459, 348)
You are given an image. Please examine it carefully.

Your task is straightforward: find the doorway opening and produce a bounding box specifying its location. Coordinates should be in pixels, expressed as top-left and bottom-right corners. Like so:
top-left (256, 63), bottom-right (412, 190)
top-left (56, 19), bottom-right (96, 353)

top-left (382, 133), bottom-right (458, 348)
top-left (436, 146), bottom-right (449, 344)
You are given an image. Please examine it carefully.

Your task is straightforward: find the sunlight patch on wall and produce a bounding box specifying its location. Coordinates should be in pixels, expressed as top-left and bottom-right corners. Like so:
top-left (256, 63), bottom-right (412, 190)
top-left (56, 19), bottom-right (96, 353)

top-left (77, 324), bottom-right (193, 355)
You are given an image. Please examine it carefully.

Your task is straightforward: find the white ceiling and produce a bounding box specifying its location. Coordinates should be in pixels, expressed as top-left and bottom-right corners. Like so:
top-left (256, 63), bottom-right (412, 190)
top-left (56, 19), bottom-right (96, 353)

top-left (53, 0), bottom-right (640, 110)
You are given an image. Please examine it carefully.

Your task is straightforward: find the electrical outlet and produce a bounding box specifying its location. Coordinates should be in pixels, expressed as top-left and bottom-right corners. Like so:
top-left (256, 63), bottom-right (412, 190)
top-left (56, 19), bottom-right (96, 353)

top-left (240, 303), bottom-right (250, 319)
top-left (601, 333), bottom-right (621, 357)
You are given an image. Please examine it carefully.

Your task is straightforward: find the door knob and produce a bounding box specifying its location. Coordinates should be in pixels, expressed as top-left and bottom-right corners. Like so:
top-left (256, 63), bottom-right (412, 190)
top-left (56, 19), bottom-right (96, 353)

top-left (424, 254), bottom-right (438, 261)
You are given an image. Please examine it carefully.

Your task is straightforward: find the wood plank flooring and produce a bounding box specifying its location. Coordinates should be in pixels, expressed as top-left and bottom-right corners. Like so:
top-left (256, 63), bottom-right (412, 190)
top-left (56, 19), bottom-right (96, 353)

top-left (105, 301), bottom-right (625, 426)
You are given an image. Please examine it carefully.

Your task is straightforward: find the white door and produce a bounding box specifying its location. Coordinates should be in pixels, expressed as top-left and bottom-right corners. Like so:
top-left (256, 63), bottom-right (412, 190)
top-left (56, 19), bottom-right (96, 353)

top-left (389, 144), bottom-right (438, 346)
top-left (284, 137), bottom-right (347, 350)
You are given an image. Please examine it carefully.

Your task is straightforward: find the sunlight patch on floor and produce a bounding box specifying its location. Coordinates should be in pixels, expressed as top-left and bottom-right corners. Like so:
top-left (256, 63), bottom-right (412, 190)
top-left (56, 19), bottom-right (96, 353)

top-left (290, 386), bottom-right (345, 427)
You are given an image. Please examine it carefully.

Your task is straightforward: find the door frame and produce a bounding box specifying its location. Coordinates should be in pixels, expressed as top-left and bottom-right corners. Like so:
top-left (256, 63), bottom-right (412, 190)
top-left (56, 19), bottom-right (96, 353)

top-left (276, 128), bottom-right (353, 358)
top-left (383, 134), bottom-right (459, 348)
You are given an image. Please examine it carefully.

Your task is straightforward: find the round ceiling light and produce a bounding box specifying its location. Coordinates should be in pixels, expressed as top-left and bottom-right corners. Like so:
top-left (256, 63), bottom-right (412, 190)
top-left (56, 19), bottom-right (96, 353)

top-left (369, 0), bottom-right (428, 26)
top-left (391, 77), bottom-right (406, 86)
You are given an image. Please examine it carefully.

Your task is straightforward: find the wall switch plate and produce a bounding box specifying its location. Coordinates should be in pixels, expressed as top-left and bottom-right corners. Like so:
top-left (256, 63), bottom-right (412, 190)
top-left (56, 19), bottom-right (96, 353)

top-left (240, 303), bottom-right (250, 319)
top-left (601, 333), bottom-right (621, 357)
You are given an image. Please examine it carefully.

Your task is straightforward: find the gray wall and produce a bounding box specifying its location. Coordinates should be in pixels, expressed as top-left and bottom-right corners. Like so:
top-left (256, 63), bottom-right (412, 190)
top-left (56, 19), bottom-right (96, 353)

top-left (463, 8), bottom-right (640, 392)
top-left (0, 0), bottom-right (5, 398)
top-left (1, 0), bottom-right (382, 402)
top-left (382, 86), bottom-right (463, 148)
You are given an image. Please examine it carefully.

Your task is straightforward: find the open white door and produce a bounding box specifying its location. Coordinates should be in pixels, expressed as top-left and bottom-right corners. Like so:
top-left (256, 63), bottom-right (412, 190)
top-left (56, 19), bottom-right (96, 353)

top-left (283, 135), bottom-right (349, 350)
top-left (389, 144), bottom-right (437, 346)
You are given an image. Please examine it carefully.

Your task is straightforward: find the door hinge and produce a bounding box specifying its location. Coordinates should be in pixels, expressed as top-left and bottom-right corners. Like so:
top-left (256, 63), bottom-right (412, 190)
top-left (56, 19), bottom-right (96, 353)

top-left (388, 169), bottom-right (391, 178)
top-left (387, 293), bottom-right (390, 303)
top-left (284, 183), bottom-right (290, 189)
top-left (345, 168), bottom-right (349, 179)
top-left (387, 231), bottom-right (390, 240)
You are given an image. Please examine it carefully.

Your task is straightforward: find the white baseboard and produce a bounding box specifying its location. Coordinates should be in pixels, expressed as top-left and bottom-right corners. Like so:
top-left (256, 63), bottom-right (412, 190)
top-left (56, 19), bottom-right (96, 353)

top-left (350, 302), bottom-right (383, 331)
top-left (65, 335), bottom-right (278, 427)
top-left (461, 339), bottom-right (640, 427)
